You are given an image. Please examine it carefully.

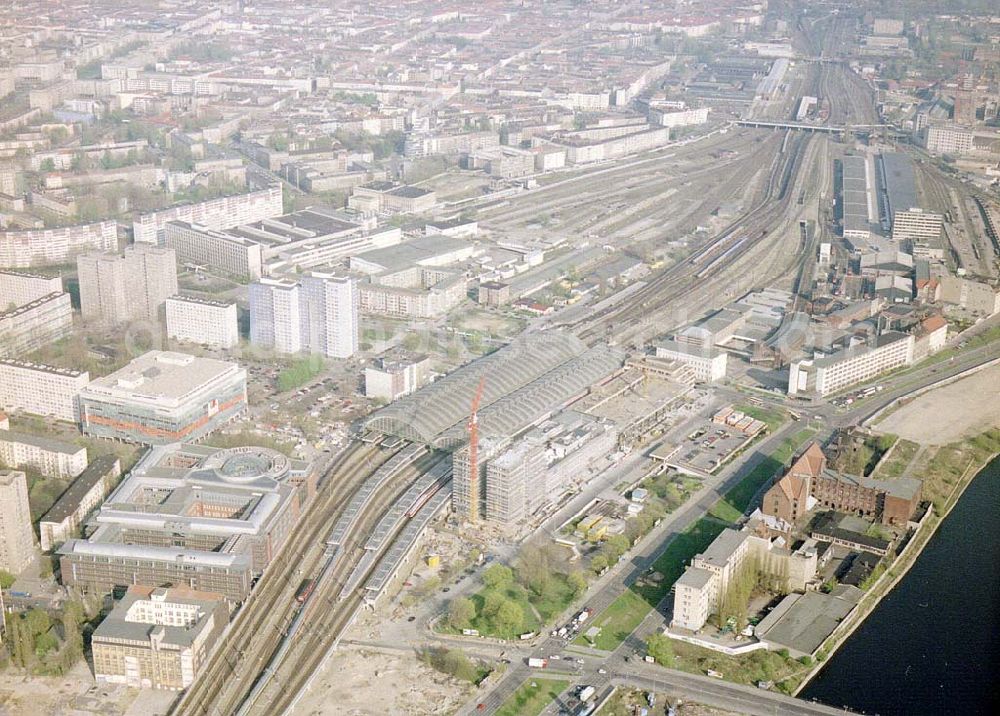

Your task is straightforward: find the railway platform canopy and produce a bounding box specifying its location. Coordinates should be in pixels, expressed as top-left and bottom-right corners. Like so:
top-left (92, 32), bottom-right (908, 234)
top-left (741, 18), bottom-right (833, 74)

top-left (364, 330), bottom-right (624, 448)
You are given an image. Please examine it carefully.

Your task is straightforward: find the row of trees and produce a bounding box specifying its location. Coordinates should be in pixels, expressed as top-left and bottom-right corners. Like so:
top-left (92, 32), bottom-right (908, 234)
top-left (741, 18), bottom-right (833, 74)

top-left (4, 602), bottom-right (85, 676)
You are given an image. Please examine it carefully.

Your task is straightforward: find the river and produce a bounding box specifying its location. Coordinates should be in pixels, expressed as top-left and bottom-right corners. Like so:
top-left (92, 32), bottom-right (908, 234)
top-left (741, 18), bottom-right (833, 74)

top-left (801, 455), bottom-right (1000, 715)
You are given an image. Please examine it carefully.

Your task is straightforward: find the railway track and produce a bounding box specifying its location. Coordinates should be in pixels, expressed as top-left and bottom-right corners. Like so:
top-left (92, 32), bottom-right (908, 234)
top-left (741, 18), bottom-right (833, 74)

top-left (237, 453), bottom-right (452, 716)
top-left (172, 441), bottom-right (388, 716)
top-left (574, 131), bottom-right (811, 344)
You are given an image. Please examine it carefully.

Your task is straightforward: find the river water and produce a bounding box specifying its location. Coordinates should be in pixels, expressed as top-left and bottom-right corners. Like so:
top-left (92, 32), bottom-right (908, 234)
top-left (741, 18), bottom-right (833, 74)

top-left (801, 456), bottom-right (1000, 715)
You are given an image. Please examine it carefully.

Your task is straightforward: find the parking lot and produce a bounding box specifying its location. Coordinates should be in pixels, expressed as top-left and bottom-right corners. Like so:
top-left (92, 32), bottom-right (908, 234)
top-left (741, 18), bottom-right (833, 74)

top-left (672, 421), bottom-right (755, 473)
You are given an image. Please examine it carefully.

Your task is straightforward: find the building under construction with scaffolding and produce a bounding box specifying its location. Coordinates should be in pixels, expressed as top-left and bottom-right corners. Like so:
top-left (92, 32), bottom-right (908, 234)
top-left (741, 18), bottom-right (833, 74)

top-left (364, 331), bottom-right (625, 521)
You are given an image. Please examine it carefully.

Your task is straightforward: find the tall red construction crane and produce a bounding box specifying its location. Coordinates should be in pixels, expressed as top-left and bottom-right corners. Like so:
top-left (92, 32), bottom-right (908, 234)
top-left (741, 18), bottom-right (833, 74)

top-left (467, 374), bottom-right (486, 522)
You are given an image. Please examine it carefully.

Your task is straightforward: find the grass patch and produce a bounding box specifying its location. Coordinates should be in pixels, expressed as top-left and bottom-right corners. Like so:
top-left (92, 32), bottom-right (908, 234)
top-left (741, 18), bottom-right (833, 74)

top-left (669, 639), bottom-right (805, 692)
top-left (467, 584), bottom-right (542, 638)
top-left (873, 438), bottom-right (920, 478)
top-left (277, 356), bottom-right (325, 392)
top-left (495, 678), bottom-right (569, 716)
top-left (578, 590), bottom-right (650, 651)
top-left (735, 404), bottom-right (787, 432)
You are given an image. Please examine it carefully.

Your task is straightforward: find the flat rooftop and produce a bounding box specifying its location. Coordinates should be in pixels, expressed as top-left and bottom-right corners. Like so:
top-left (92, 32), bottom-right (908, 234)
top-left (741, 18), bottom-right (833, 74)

top-left (82, 351), bottom-right (242, 403)
top-left (41, 455), bottom-right (119, 523)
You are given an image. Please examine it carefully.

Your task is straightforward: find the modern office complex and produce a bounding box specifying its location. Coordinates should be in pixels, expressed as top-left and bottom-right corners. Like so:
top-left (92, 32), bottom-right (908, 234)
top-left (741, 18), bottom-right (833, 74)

top-left (165, 295), bottom-right (239, 350)
top-left (92, 586), bottom-right (228, 690)
top-left (0, 359), bottom-right (90, 422)
top-left (0, 428), bottom-right (87, 478)
top-left (39, 455), bottom-right (121, 551)
top-left (132, 185), bottom-right (283, 245)
top-left (0, 291), bottom-right (73, 358)
top-left (0, 269), bottom-right (62, 308)
top-left (787, 332), bottom-right (915, 397)
top-left (78, 351), bottom-right (247, 444)
top-left (0, 220), bottom-right (117, 269)
top-left (59, 443), bottom-right (309, 601)
top-left (0, 469), bottom-right (37, 574)
top-left (78, 245), bottom-right (178, 325)
top-left (250, 273), bottom-right (358, 358)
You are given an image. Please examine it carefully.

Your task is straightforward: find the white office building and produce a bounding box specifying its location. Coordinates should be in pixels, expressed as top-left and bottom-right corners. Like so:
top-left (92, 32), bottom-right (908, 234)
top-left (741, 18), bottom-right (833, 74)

top-left (788, 332), bottom-right (915, 397)
top-left (249, 278), bottom-right (302, 354)
top-left (0, 359), bottom-right (90, 422)
top-left (166, 295), bottom-right (239, 350)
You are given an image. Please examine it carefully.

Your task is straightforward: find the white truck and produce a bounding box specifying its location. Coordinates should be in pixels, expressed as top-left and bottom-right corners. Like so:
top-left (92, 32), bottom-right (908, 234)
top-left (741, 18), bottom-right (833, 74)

top-left (527, 657), bottom-right (548, 668)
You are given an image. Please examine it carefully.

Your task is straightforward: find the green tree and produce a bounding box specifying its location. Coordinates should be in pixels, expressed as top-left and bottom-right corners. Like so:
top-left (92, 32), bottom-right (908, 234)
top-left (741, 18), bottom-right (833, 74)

top-left (0, 570), bottom-right (15, 589)
top-left (34, 630), bottom-right (59, 658)
top-left (24, 608), bottom-right (51, 637)
top-left (515, 545), bottom-right (551, 597)
top-left (441, 649), bottom-right (478, 682)
top-left (481, 591), bottom-right (507, 619)
top-left (567, 570), bottom-right (587, 597)
top-left (590, 553), bottom-right (608, 574)
top-left (492, 598), bottom-right (523, 636)
top-left (447, 597), bottom-right (475, 629)
top-left (646, 633), bottom-right (674, 666)
top-left (39, 158), bottom-right (56, 172)
top-left (482, 563), bottom-right (514, 590)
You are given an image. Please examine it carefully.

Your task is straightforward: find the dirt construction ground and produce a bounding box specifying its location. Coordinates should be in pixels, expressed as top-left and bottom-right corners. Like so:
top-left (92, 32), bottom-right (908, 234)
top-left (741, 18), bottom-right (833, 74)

top-left (291, 646), bottom-right (471, 716)
top-left (876, 363), bottom-right (1000, 445)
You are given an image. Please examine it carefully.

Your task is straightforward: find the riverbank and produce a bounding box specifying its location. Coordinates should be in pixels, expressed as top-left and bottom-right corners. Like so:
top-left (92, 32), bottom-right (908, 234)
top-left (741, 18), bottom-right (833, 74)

top-left (792, 427), bottom-right (1000, 696)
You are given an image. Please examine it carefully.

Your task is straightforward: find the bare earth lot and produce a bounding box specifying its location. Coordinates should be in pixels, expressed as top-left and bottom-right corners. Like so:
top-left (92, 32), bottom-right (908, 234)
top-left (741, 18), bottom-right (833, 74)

top-left (291, 646), bottom-right (471, 716)
top-left (876, 363), bottom-right (1000, 444)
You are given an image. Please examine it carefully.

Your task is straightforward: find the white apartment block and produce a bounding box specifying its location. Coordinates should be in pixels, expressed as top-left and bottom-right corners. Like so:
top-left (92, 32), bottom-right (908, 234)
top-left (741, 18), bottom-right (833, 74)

top-left (0, 270), bottom-right (62, 309)
top-left (892, 207), bottom-right (943, 243)
top-left (0, 469), bottom-right (36, 574)
top-left (250, 274), bottom-right (358, 358)
top-left (249, 278), bottom-right (302, 354)
top-left (0, 220), bottom-right (117, 269)
top-left (166, 295), bottom-right (239, 350)
top-left (39, 455), bottom-right (120, 551)
top-left (0, 430), bottom-right (88, 478)
top-left (655, 339), bottom-right (728, 383)
top-left (300, 273), bottom-right (358, 359)
top-left (651, 106), bottom-right (709, 128)
top-left (133, 185), bottom-right (283, 245)
top-left (0, 291), bottom-right (73, 358)
top-left (164, 221), bottom-right (264, 280)
top-left (924, 125), bottom-right (974, 156)
top-left (788, 332), bottom-right (915, 397)
top-left (0, 359), bottom-right (90, 422)
top-left (78, 245), bottom-right (178, 325)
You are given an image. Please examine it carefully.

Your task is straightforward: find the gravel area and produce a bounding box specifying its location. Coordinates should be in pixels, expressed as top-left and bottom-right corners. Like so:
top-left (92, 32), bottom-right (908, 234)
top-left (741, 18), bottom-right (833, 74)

top-left (876, 364), bottom-right (1000, 445)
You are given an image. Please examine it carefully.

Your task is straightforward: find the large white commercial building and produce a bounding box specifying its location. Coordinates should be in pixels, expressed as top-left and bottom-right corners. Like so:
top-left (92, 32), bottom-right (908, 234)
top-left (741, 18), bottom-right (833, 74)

top-left (166, 295), bottom-right (239, 349)
top-left (0, 291), bottom-right (73, 358)
top-left (0, 270), bottom-right (62, 309)
top-left (249, 273), bottom-right (358, 358)
top-left (787, 332), bottom-right (915, 397)
top-left (133, 185), bottom-right (283, 245)
top-left (0, 359), bottom-right (90, 422)
top-left (0, 220), bottom-right (117, 269)
top-left (78, 245), bottom-right (178, 325)
top-left (0, 469), bottom-right (36, 574)
top-left (78, 351), bottom-right (247, 444)
top-left (654, 339), bottom-right (728, 383)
